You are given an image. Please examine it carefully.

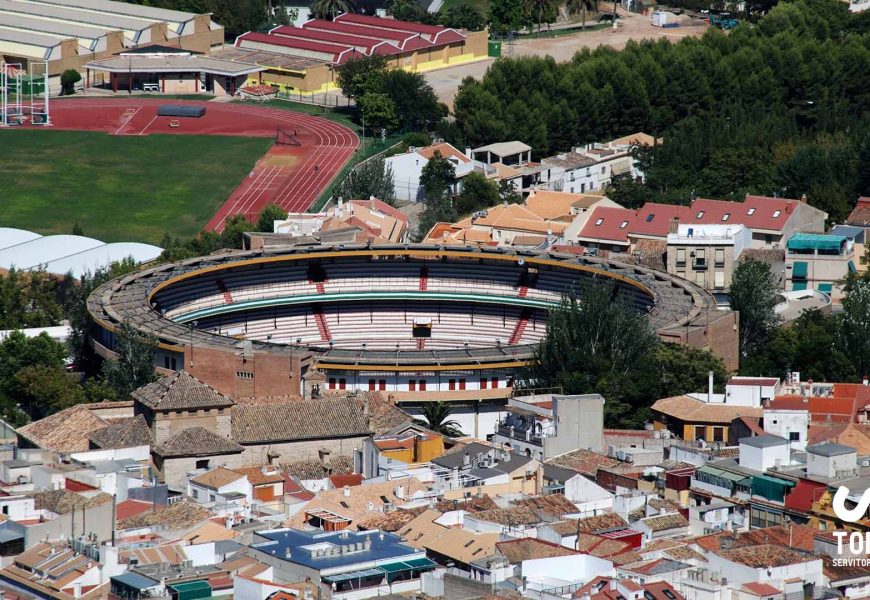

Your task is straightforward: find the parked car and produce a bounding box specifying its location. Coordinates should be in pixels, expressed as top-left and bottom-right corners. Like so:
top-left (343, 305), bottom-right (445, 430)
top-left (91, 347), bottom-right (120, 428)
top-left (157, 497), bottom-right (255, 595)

top-left (597, 13), bottom-right (621, 22)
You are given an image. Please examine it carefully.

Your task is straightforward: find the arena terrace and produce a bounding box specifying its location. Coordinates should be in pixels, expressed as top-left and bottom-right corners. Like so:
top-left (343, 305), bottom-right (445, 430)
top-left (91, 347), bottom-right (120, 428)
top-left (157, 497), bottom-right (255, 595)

top-left (87, 245), bottom-right (738, 436)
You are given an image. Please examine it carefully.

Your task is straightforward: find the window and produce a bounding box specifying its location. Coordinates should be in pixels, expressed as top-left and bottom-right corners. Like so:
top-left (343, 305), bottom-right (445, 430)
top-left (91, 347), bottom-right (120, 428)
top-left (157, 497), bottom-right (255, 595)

top-left (645, 214), bottom-right (655, 222)
top-left (586, 168), bottom-right (591, 177)
top-left (714, 270), bottom-right (725, 289)
top-left (765, 234), bottom-right (773, 244)
top-left (449, 379), bottom-right (456, 391)
top-left (491, 377), bottom-right (498, 388)
top-left (459, 379), bottom-right (466, 390)
top-left (164, 356), bottom-right (170, 369)
top-left (379, 379), bottom-right (386, 391)
top-left (676, 248), bottom-right (686, 266)
top-left (772, 210), bottom-right (781, 218)
top-left (620, 221), bottom-right (628, 229)
top-left (677, 270), bottom-right (686, 278)
top-left (209, 493), bottom-right (215, 502)
top-left (713, 427), bottom-right (724, 442)
top-left (409, 379), bottom-right (417, 391)
top-left (339, 378), bottom-right (346, 390)
top-left (695, 426), bottom-right (707, 441)
top-left (595, 218), bottom-right (604, 226)
top-left (695, 272), bottom-right (706, 286)
top-left (601, 166), bottom-right (606, 174)
top-left (236, 371), bottom-right (254, 379)
top-left (328, 377), bottom-right (336, 390)
top-left (569, 172), bottom-right (575, 182)
top-left (696, 248), bottom-right (706, 264)
top-left (368, 379), bottom-right (376, 391)
top-left (195, 459), bottom-right (210, 470)
top-left (480, 378), bottom-right (488, 389)
top-left (721, 213), bottom-right (730, 221)
top-left (789, 431), bottom-right (800, 441)
top-left (696, 211), bottom-right (705, 219)
top-left (747, 207), bottom-right (756, 215)
top-left (192, 489), bottom-right (199, 500)
top-left (419, 379), bottom-right (427, 391)
top-left (715, 248), bottom-right (725, 265)
top-left (581, 183), bottom-right (586, 193)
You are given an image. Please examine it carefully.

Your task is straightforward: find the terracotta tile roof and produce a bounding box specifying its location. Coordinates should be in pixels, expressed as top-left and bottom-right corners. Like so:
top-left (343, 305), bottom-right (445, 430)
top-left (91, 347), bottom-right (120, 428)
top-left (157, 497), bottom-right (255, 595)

top-left (688, 196), bottom-right (803, 233)
top-left (16, 404), bottom-right (112, 453)
top-left (513, 494), bottom-right (577, 517)
top-left (628, 203), bottom-right (690, 238)
top-left (524, 191), bottom-right (608, 220)
top-left (576, 206), bottom-right (637, 244)
top-left (496, 538), bottom-right (578, 563)
top-left (190, 467), bottom-right (246, 490)
top-left (132, 371), bottom-right (235, 411)
top-left (808, 423), bottom-right (870, 454)
top-left (720, 544), bottom-right (813, 568)
top-left (846, 197), bottom-right (870, 227)
top-left (469, 203), bottom-right (569, 235)
top-left (651, 395), bottom-right (763, 424)
top-left (357, 509), bottom-right (418, 532)
top-left (639, 513), bottom-right (688, 532)
top-left (573, 512), bottom-right (628, 534)
top-left (643, 582), bottom-right (686, 600)
top-left (120, 544), bottom-right (187, 566)
top-left (622, 557), bottom-right (690, 576)
top-left (416, 142), bottom-right (470, 164)
top-left (664, 546), bottom-right (706, 562)
top-left (743, 583), bottom-right (782, 596)
top-left (738, 416), bottom-right (766, 436)
top-left (574, 532), bottom-right (632, 557)
top-left (329, 473), bottom-right (363, 488)
top-left (470, 506), bottom-right (541, 526)
top-left (609, 132), bottom-right (660, 147)
top-left (181, 521), bottom-right (238, 544)
top-left (153, 427), bottom-right (243, 458)
top-left (282, 455), bottom-right (353, 480)
top-left (768, 394), bottom-right (860, 424)
top-left (693, 524), bottom-right (816, 553)
top-left (609, 550), bottom-right (643, 565)
top-left (632, 238), bottom-right (667, 270)
top-left (433, 494), bottom-right (497, 513)
top-left (117, 500), bottom-right (212, 530)
top-left (546, 448), bottom-right (619, 475)
top-left (365, 394), bottom-right (413, 435)
top-left (31, 489), bottom-right (112, 515)
top-left (232, 466), bottom-right (284, 486)
top-left (64, 479), bottom-right (98, 492)
top-left (231, 400), bottom-right (370, 444)
top-left (87, 415), bottom-right (151, 449)
top-left (115, 499), bottom-right (153, 521)
top-left (741, 247), bottom-right (786, 264)
top-left (640, 539), bottom-right (684, 553)
top-left (400, 510), bottom-right (499, 565)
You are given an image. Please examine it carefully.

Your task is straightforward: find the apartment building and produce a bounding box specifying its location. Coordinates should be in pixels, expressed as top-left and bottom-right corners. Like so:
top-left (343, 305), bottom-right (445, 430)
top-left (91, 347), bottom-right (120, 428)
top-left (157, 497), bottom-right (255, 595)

top-left (785, 233), bottom-right (856, 300)
top-left (666, 224), bottom-right (751, 293)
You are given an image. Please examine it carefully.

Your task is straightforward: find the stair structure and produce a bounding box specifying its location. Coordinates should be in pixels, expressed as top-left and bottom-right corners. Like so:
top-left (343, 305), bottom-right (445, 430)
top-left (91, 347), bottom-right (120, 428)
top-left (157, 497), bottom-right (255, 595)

top-left (312, 306), bottom-right (331, 341)
top-left (508, 309), bottom-right (531, 345)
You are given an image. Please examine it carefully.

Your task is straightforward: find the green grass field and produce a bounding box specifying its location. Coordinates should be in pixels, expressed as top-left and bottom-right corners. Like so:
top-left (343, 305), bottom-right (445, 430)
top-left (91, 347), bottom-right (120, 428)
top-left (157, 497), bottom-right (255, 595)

top-left (0, 130), bottom-right (271, 245)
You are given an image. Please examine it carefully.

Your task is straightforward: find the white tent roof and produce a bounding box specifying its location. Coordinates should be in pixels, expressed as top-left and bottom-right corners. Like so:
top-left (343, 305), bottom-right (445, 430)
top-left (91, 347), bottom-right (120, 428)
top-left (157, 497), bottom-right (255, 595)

top-left (0, 230), bottom-right (162, 275)
top-left (0, 228), bottom-right (43, 251)
top-left (43, 242), bottom-right (162, 277)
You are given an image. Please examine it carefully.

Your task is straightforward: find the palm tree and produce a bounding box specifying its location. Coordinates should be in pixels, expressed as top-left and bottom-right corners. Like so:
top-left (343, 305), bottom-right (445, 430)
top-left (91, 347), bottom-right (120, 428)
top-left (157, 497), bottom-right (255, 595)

top-left (311, 0), bottom-right (355, 20)
top-left (526, 0), bottom-right (557, 32)
top-left (414, 401), bottom-right (464, 437)
top-left (385, 0), bottom-right (422, 21)
top-left (565, 0), bottom-right (594, 28)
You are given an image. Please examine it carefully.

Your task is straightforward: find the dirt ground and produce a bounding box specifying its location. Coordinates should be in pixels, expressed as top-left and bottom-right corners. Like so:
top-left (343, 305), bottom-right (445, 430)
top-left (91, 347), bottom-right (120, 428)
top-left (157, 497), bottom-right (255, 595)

top-left (511, 9), bottom-right (709, 61)
top-left (426, 8), bottom-right (708, 109)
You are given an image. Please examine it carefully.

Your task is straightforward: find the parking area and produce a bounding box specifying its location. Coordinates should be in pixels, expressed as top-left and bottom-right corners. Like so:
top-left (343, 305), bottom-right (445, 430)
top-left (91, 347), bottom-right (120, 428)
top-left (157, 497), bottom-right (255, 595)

top-left (423, 59), bottom-right (495, 110)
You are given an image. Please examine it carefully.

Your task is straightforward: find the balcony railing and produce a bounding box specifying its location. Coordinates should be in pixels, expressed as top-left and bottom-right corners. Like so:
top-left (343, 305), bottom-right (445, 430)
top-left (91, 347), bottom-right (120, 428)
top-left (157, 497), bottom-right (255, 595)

top-left (496, 425), bottom-right (544, 445)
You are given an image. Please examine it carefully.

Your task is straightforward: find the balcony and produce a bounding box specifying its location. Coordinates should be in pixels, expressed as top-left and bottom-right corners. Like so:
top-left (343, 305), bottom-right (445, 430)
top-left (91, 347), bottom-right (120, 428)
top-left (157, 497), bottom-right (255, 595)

top-left (496, 425), bottom-right (543, 446)
top-left (693, 260), bottom-right (708, 271)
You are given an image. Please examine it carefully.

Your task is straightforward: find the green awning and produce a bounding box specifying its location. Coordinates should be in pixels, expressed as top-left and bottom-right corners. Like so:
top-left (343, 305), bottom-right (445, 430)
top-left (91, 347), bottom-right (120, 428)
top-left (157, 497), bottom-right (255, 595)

top-left (792, 261), bottom-right (808, 278)
top-left (792, 282), bottom-right (807, 291)
top-left (787, 234), bottom-right (845, 252)
top-left (849, 260), bottom-right (857, 273)
top-left (818, 283), bottom-right (833, 293)
top-left (169, 581), bottom-right (211, 593)
top-left (380, 562), bottom-right (412, 574)
top-left (403, 557), bottom-right (438, 569)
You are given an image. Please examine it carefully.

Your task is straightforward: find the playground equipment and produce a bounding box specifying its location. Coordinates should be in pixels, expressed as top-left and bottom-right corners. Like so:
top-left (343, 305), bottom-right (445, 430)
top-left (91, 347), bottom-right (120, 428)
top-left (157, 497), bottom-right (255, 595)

top-left (1, 61), bottom-right (51, 126)
top-left (709, 12), bottom-right (739, 29)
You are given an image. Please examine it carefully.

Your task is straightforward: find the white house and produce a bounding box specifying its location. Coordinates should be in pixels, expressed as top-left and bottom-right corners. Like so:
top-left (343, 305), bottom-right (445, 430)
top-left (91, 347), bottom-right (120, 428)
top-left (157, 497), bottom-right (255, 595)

top-left (629, 513), bottom-right (689, 541)
top-left (386, 142), bottom-right (492, 202)
top-left (805, 443), bottom-right (857, 479)
top-left (738, 435), bottom-right (790, 471)
top-left (762, 408), bottom-right (808, 451)
top-left (187, 467), bottom-right (252, 520)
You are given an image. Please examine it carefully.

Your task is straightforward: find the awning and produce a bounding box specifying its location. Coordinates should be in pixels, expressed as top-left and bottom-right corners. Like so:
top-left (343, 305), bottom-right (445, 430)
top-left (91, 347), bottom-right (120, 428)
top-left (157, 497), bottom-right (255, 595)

top-left (323, 568), bottom-right (385, 583)
top-left (818, 283), bottom-right (833, 293)
top-left (792, 281), bottom-right (807, 291)
top-left (787, 234), bottom-right (845, 252)
top-left (849, 260), bottom-right (857, 273)
top-left (792, 261), bottom-right (808, 278)
top-left (401, 557), bottom-right (438, 569)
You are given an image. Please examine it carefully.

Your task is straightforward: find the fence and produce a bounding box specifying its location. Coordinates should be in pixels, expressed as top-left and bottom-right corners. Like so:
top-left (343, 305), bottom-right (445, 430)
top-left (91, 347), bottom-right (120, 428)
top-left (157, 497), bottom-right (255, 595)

top-left (274, 89), bottom-right (354, 108)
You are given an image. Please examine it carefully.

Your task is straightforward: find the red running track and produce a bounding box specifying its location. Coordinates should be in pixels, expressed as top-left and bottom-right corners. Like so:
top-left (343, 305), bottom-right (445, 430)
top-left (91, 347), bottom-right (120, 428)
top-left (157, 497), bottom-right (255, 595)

top-left (38, 98), bottom-right (359, 231)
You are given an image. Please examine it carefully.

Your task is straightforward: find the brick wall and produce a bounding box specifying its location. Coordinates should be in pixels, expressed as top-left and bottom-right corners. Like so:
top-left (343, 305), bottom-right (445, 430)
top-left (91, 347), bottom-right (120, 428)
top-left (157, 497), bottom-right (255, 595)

top-left (185, 346), bottom-right (313, 398)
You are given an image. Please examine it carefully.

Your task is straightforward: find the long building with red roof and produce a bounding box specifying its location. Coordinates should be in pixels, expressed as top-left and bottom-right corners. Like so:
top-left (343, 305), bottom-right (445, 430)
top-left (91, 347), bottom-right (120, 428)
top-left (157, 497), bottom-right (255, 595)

top-left (223, 13), bottom-right (488, 95)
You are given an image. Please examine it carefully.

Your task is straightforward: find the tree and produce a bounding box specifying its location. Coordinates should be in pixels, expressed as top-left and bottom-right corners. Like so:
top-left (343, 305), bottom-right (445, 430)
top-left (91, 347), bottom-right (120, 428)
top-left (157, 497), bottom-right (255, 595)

top-left (255, 204), bottom-right (288, 232)
top-left (488, 0), bottom-right (529, 36)
top-left (566, 0), bottom-right (594, 15)
top-left (420, 151), bottom-right (456, 200)
top-left (839, 277), bottom-right (870, 379)
top-left (102, 322), bottom-right (158, 400)
top-left (336, 55), bottom-right (388, 100)
top-left (358, 92), bottom-right (399, 132)
top-left (417, 190), bottom-right (457, 240)
top-left (498, 180), bottom-right (522, 204)
top-left (526, 0), bottom-right (557, 32)
top-left (16, 365), bottom-right (86, 417)
top-left (386, 0), bottom-right (423, 20)
top-left (378, 70), bottom-right (444, 131)
top-left (456, 171), bottom-right (500, 215)
top-left (444, 3), bottom-right (485, 30)
top-left (311, 0), bottom-right (355, 20)
top-left (60, 69), bottom-right (81, 96)
top-left (651, 343), bottom-right (728, 400)
top-left (414, 401), bottom-right (463, 436)
top-left (338, 157), bottom-right (396, 205)
top-left (71, 223), bottom-right (84, 236)
top-left (0, 331), bottom-right (68, 422)
top-left (221, 215), bottom-right (255, 250)
top-left (729, 258), bottom-right (778, 355)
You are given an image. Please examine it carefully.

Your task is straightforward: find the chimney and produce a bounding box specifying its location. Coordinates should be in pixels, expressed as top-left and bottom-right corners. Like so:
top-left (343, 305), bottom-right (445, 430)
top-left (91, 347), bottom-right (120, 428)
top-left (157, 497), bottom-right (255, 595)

top-left (463, 452), bottom-right (470, 467)
top-left (668, 217), bottom-right (680, 234)
top-left (465, 146), bottom-right (472, 158)
top-left (800, 193), bottom-right (807, 204)
top-left (343, 486), bottom-right (351, 497)
top-left (394, 484), bottom-right (405, 500)
top-left (863, 375), bottom-right (868, 386)
top-left (610, 580), bottom-right (618, 591)
top-left (73, 582), bottom-right (82, 599)
top-left (708, 371), bottom-right (714, 403)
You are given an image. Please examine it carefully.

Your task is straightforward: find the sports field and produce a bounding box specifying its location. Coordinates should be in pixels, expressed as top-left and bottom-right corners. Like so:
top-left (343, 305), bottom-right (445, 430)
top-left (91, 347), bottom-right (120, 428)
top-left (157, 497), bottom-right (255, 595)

top-left (0, 130), bottom-right (271, 244)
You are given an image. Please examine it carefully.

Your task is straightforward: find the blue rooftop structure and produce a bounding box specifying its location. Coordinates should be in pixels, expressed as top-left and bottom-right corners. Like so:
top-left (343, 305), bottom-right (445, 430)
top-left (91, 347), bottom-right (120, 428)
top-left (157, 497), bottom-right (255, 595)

top-left (250, 528), bottom-right (436, 589)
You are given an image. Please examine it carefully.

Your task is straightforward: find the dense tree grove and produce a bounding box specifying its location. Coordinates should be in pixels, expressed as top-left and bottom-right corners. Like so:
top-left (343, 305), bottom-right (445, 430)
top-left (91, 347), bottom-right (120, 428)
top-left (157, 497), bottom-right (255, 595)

top-left (523, 281), bottom-right (729, 427)
top-left (453, 0), bottom-right (870, 219)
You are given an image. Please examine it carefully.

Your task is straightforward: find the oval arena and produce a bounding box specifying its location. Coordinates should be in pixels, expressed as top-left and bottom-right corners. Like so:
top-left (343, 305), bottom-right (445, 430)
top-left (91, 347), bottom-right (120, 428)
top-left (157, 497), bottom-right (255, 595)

top-left (88, 245), bottom-right (737, 435)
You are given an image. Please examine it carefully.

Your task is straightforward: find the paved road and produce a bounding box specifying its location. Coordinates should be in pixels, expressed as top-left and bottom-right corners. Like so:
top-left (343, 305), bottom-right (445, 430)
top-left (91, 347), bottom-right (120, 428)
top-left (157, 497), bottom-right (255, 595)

top-left (424, 59), bottom-right (495, 111)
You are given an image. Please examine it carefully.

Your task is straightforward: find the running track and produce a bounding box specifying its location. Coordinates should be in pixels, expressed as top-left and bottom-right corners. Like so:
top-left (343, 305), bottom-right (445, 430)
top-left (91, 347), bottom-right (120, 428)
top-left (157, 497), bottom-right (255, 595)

top-left (39, 98), bottom-right (359, 232)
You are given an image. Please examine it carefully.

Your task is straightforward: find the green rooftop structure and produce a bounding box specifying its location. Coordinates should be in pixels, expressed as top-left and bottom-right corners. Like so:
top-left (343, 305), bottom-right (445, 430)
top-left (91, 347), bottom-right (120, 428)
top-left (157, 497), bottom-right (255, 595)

top-left (787, 233), bottom-right (847, 254)
top-left (168, 580), bottom-right (211, 600)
